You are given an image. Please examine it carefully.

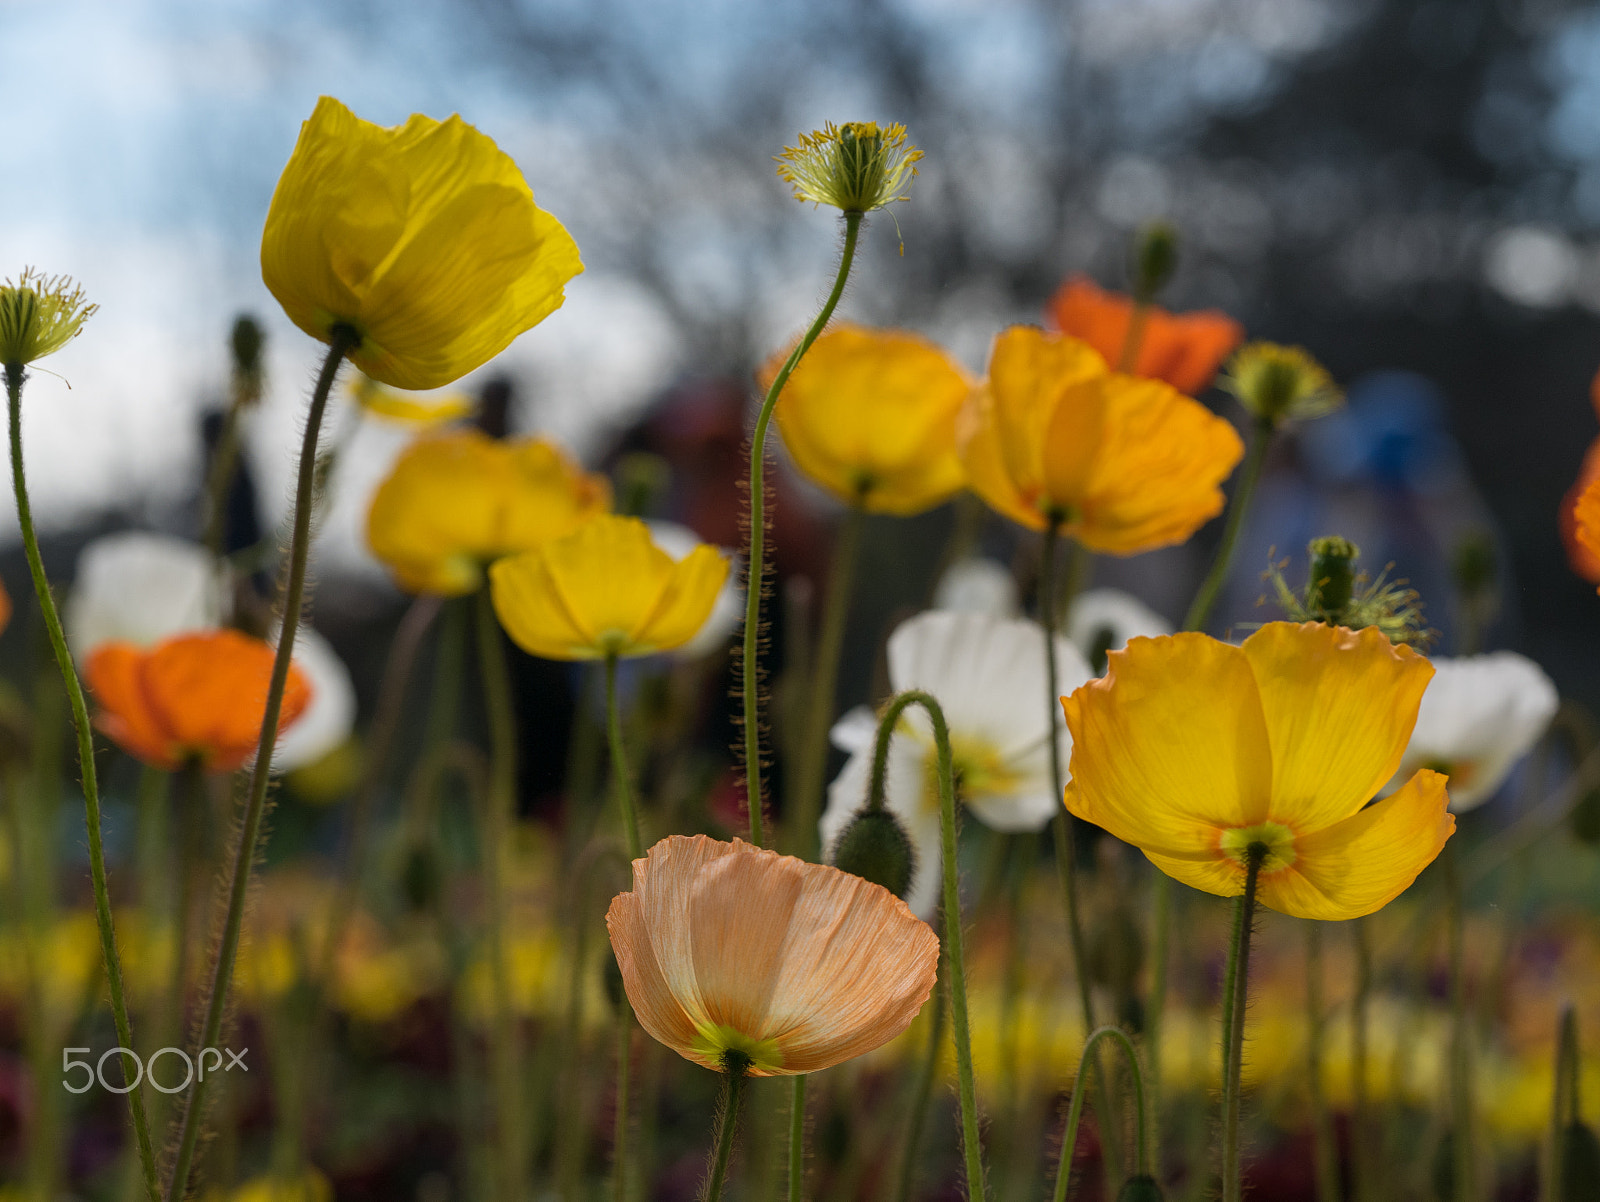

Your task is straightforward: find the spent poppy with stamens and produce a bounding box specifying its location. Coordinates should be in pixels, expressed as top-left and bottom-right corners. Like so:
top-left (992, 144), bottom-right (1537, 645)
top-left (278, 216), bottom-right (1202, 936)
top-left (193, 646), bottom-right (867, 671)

top-left (1062, 622), bottom-right (1453, 921)
top-left (85, 630), bottom-right (313, 773)
top-left (606, 834), bottom-right (939, 1075)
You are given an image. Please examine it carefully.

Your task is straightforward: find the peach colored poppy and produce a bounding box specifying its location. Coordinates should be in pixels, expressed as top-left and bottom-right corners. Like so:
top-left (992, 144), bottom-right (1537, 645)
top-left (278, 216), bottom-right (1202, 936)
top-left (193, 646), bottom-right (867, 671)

top-left (85, 630), bottom-right (313, 772)
top-left (1045, 275), bottom-right (1243, 396)
top-left (606, 834), bottom-right (939, 1076)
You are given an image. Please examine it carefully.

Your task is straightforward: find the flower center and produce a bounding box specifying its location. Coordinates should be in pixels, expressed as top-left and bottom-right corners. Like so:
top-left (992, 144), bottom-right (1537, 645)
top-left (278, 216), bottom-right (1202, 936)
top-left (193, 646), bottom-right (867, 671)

top-left (1218, 821), bottom-right (1297, 874)
top-left (920, 732), bottom-right (1019, 813)
top-left (690, 1022), bottom-right (785, 1074)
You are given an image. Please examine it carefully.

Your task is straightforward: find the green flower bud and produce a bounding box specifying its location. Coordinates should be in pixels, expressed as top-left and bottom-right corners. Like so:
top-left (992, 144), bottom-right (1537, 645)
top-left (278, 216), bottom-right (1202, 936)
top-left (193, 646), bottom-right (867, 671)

top-left (830, 808), bottom-right (916, 901)
top-left (1307, 536), bottom-right (1359, 621)
top-left (1132, 222), bottom-right (1179, 302)
top-left (229, 314), bottom-right (266, 407)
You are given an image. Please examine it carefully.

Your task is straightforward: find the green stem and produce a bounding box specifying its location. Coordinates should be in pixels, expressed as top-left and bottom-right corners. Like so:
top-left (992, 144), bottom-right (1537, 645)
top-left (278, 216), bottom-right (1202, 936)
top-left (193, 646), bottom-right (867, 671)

top-left (869, 689), bottom-right (987, 1202)
top-left (1145, 873), bottom-right (1172, 1158)
top-left (1305, 922), bottom-right (1340, 1202)
top-left (702, 1065), bottom-right (750, 1202)
top-left (615, 996), bottom-right (634, 1202)
top-left (202, 401), bottom-right (244, 561)
top-left (1220, 846), bottom-right (1266, 1202)
top-left (1351, 915), bottom-right (1374, 1202)
top-left (1549, 1006), bottom-right (1580, 1202)
top-left (741, 212), bottom-right (862, 848)
top-left (6, 360), bottom-right (161, 1202)
top-left (475, 585), bottom-right (526, 1202)
top-left (1182, 415), bottom-right (1275, 633)
top-left (790, 502), bottom-right (864, 860)
top-left (1444, 843), bottom-right (1473, 1202)
top-left (1117, 301), bottom-right (1150, 374)
top-left (604, 654), bottom-right (643, 861)
top-left (162, 327), bottom-right (354, 1201)
top-left (892, 922), bottom-right (946, 1202)
top-left (787, 1073), bottom-right (806, 1202)
top-left (1050, 1025), bottom-right (1151, 1202)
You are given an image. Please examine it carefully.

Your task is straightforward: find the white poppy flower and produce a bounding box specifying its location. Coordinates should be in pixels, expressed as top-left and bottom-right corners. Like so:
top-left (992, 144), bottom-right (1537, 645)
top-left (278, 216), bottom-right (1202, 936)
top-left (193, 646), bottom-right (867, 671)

top-left (647, 520), bottom-right (745, 661)
top-left (1391, 652), bottom-right (1559, 812)
top-left (820, 610), bottom-right (1094, 918)
top-left (65, 532), bottom-right (225, 662)
top-left (932, 556), bottom-right (1020, 618)
top-left (1066, 588), bottom-right (1172, 672)
top-left (269, 626), bottom-right (358, 773)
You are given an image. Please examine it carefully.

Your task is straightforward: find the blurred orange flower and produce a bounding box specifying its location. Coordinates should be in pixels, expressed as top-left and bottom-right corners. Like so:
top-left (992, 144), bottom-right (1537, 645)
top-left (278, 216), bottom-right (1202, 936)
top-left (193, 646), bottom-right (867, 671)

top-left (0, 577), bottom-right (11, 637)
top-left (366, 431), bottom-right (610, 595)
top-left (1560, 367), bottom-right (1600, 585)
top-left (607, 834), bottom-right (938, 1076)
top-left (1045, 275), bottom-right (1243, 396)
top-left (959, 325), bottom-right (1244, 553)
top-left (85, 630), bottom-right (313, 772)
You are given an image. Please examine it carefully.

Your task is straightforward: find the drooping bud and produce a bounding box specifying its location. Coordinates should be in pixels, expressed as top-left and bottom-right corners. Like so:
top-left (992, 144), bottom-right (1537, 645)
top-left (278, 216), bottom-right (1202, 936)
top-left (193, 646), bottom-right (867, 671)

top-left (830, 808), bottom-right (916, 901)
top-left (1117, 1175), bottom-right (1166, 1202)
top-left (229, 314), bottom-right (266, 408)
top-left (1222, 342), bottom-right (1341, 427)
top-left (1131, 222), bottom-right (1179, 302)
top-left (1307, 536), bottom-right (1359, 621)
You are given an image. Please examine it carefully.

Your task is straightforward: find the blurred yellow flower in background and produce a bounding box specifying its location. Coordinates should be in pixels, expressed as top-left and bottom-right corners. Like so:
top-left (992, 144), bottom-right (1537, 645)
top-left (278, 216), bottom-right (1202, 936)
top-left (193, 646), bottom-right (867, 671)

top-left (761, 323), bottom-right (971, 514)
top-left (1062, 622), bottom-right (1454, 920)
top-left (366, 430), bottom-right (610, 595)
top-left (959, 325), bottom-right (1244, 553)
top-left (224, 1170), bottom-right (333, 1202)
top-left (489, 515), bottom-right (728, 660)
top-left (349, 373), bottom-right (475, 426)
top-left (261, 96), bottom-right (583, 390)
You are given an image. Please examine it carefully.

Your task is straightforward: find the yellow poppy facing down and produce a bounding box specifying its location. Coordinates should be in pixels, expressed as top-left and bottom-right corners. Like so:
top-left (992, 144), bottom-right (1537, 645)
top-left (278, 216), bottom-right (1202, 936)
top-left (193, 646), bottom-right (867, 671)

top-left (959, 325), bottom-right (1244, 554)
top-left (261, 96), bottom-right (583, 390)
top-left (488, 515), bottom-right (729, 660)
top-left (367, 431), bottom-right (610, 595)
top-left (1061, 622), bottom-right (1454, 921)
top-left (761, 324), bottom-right (971, 514)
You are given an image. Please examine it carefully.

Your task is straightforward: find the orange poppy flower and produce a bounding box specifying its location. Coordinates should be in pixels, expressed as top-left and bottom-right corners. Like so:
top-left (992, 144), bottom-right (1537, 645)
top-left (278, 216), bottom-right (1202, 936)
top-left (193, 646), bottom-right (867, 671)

top-left (606, 834), bottom-right (938, 1076)
top-left (85, 630), bottom-right (313, 772)
top-left (1561, 367), bottom-right (1600, 585)
top-left (1045, 275), bottom-right (1243, 396)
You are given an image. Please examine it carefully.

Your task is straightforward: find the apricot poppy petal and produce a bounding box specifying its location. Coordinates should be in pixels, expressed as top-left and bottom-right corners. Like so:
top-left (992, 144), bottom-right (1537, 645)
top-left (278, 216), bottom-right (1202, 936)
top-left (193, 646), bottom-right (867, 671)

top-left (1240, 623), bottom-right (1433, 832)
top-left (1260, 770), bottom-right (1454, 921)
top-left (606, 874), bottom-right (711, 1070)
top-left (1061, 633), bottom-right (1274, 847)
top-left (86, 642), bottom-right (179, 769)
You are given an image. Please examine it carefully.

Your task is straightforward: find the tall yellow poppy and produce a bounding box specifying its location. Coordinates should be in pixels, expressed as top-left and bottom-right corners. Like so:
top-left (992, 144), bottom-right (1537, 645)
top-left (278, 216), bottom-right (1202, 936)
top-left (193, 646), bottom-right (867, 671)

top-left (261, 96), bottom-right (583, 390)
top-left (959, 325), bottom-right (1244, 553)
top-left (1061, 622), bottom-right (1453, 920)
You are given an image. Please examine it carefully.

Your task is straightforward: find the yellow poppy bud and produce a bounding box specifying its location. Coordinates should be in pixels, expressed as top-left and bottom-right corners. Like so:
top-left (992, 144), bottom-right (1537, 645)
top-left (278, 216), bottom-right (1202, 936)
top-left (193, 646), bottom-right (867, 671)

top-left (959, 325), bottom-right (1244, 554)
top-left (776, 122), bottom-right (922, 215)
top-left (366, 430), bottom-right (609, 596)
top-left (261, 96), bottom-right (583, 390)
top-left (0, 269), bottom-right (97, 368)
top-left (759, 324), bottom-right (971, 515)
top-left (488, 515), bottom-right (728, 660)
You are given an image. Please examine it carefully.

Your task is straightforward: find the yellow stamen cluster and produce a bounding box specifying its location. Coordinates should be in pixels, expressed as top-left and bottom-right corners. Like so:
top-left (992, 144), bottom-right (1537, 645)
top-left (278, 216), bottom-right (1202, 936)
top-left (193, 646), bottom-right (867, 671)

top-left (0, 268), bottom-right (98, 368)
top-left (776, 121), bottom-right (922, 215)
top-left (1222, 341), bottom-right (1341, 425)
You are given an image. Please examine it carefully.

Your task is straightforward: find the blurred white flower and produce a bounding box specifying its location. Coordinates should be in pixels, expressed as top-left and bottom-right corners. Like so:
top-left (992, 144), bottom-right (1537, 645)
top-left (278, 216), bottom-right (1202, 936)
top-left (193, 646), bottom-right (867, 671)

top-left (1391, 652), bottom-right (1559, 812)
top-left (269, 626), bottom-right (357, 773)
top-left (821, 610), bottom-right (1093, 918)
top-left (647, 520), bottom-right (744, 661)
top-left (65, 532), bottom-right (224, 662)
top-left (932, 556), bottom-right (1019, 618)
top-left (1066, 588), bottom-right (1173, 672)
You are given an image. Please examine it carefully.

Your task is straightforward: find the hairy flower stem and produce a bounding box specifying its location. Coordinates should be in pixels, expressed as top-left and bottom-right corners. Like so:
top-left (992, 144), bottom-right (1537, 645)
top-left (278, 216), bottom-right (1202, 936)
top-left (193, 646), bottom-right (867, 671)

top-left (1050, 1025), bottom-right (1152, 1202)
top-left (893, 918), bottom-right (946, 1202)
top-left (787, 1074), bottom-right (806, 1202)
top-left (162, 325), bottom-right (355, 1202)
top-left (1305, 922), bottom-right (1340, 1202)
top-left (6, 362), bottom-right (162, 1202)
top-left (1351, 915), bottom-right (1375, 1202)
top-left (474, 585), bottom-right (527, 1202)
top-left (790, 501), bottom-right (864, 860)
top-left (602, 652), bottom-right (643, 1200)
top-left (1220, 845), bottom-right (1266, 1202)
top-left (741, 212), bottom-right (861, 848)
top-left (870, 690), bottom-right (987, 1201)
top-left (1183, 415), bottom-right (1275, 633)
top-left (702, 1064), bottom-right (750, 1202)
top-left (1443, 843), bottom-right (1474, 1202)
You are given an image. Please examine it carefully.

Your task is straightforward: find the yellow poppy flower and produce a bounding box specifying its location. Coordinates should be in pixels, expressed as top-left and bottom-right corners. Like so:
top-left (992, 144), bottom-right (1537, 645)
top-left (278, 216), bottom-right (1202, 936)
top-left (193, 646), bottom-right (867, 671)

top-left (261, 96), bottom-right (583, 390)
top-left (759, 324), bottom-right (971, 514)
top-left (366, 430), bottom-right (610, 595)
top-left (959, 325), bottom-right (1244, 554)
top-left (488, 515), bottom-right (729, 660)
top-left (1061, 622), bottom-right (1454, 921)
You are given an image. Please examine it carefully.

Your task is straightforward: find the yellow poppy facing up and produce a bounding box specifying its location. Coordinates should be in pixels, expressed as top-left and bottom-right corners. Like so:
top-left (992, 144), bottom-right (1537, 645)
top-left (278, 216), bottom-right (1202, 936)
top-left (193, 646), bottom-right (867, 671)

top-left (488, 515), bottom-right (728, 660)
top-left (1061, 622), bottom-right (1454, 921)
top-left (959, 325), bottom-right (1245, 553)
top-left (261, 96), bottom-right (583, 391)
top-left (760, 324), bottom-right (971, 514)
top-left (606, 834), bottom-right (939, 1075)
top-left (367, 430), bottom-right (610, 595)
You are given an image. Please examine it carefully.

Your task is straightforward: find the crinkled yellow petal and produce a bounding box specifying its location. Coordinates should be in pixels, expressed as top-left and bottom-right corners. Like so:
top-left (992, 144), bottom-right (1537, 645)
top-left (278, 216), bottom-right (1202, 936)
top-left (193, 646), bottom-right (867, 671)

top-left (489, 550), bottom-right (593, 660)
top-left (957, 384), bottom-right (1045, 531)
top-left (1258, 770), bottom-right (1453, 920)
top-left (985, 327), bottom-right (1107, 501)
top-left (1241, 622), bottom-right (1433, 832)
top-left (1061, 633), bottom-right (1274, 852)
top-left (633, 544), bottom-right (730, 653)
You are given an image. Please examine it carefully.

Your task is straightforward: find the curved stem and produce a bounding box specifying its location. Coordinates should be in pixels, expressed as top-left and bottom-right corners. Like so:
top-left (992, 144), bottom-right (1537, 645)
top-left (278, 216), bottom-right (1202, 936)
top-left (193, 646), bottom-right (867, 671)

top-left (1050, 1025), bottom-right (1151, 1202)
top-left (1220, 846), bottom-right (1266, 1202)
top-left (892, 921), bottom-right (946, 1202)
top-left (787, 1073), bottom-right (806, 1202)
top-left (7, 361), bottom-right (161, 1202)
top-left (870, 689), bottom-right (986, 1201)
top-left (790, 502), bottom-right (864, 860)
top-left (701, 1066), bottom-right (749, 1202)
top-left (740, 212), bottom-right (862, 848)
top-left (1182, 415), bottom-right (1275, 633)
top-left (162, 326), bottom-right (355, 1201)
top-left (604, 654), bottom-right (643, 861)
top-left (202, 401), bottom-right (244, 562)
